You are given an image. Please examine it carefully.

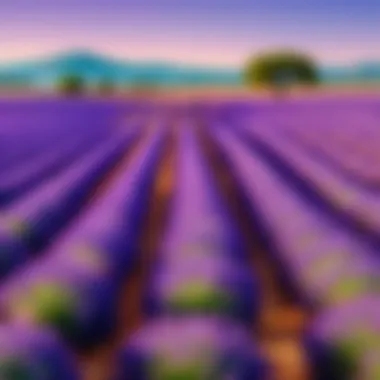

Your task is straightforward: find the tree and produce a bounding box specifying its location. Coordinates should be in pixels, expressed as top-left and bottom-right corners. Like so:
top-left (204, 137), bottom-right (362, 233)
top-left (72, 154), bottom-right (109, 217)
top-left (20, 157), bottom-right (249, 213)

top-left (244, 50), bottom-right (319, 93)
top-left (57, 74), bottom-right (85, 95)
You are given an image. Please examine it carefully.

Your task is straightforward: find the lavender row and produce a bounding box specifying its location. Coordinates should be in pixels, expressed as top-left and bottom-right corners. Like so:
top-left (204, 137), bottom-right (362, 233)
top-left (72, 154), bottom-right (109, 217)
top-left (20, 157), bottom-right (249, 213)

top-left (0, 101), bottom-right (129, 176)
top-left (146, 123), bottom-right (259, 322)
top-left (213, 126), bottom-right (378, 379)
top-left (0, 128), bottom-right (139, 279)
top-left (0, 125), bottom-right (166, 348)
top-left (0, 126), bottom-right (121, 207)
top-left (0, 324), bottom-right (79, 380)
top-left (280, 111), bottom-right (380, 187)
top-left (113, 123), bottom-right (266, 379)
top-left (114, 317), bottom-right (266, 380)
top-left (237, 125), bottom-right (380, 252)
top-left (0, 102), bottom-right (157, 379)
top-left (214, 125), bottom-right (377, 308)
top-left (306, 297), bottom-right (380, 380)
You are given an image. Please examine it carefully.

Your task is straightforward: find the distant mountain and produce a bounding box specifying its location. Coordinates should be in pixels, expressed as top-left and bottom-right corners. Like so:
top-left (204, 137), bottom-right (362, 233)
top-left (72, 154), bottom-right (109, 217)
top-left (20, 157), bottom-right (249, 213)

top-left (319, 62), bottom-right (380, 83)
top-left (0, 50), bottom-right (379, 88)
top-left (0, 50), bottom-right (242, 88)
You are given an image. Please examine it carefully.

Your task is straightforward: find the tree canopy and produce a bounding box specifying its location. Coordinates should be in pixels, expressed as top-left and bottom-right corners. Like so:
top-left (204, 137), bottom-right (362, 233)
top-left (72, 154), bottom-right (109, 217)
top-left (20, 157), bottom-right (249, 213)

top-left (244, 50), bottom-right (319, 89)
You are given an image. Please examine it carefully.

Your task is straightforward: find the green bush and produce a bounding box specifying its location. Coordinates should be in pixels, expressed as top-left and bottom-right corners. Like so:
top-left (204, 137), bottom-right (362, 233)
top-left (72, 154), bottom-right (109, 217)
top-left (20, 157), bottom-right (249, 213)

top-left (57, 75), bottom-right (85, 95)
top-left (244, 50), bottom-right (319, 90)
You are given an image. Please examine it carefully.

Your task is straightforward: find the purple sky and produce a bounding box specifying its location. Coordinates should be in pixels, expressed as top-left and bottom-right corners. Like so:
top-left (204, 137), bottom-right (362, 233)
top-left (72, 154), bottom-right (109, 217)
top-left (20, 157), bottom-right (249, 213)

top-left (1, 0), bottom-right (379, 67)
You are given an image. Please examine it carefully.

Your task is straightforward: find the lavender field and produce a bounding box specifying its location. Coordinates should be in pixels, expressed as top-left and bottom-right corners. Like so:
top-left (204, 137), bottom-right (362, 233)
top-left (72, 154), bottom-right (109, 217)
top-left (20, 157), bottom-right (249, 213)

top-left (0, 97), bottom-right (379, 380)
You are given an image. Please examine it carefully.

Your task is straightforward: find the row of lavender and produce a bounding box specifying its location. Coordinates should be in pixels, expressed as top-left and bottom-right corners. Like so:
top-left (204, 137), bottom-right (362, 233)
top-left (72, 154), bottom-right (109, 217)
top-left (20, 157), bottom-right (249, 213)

top-left (212, 109), bottom-right (379, 379)
top-left (0, 101), bottom-right (165, 282)
top-left (0, 113), bottom-right (166, 378)
top-left (281, 109), bottom-right (380, 187)
top-left (247, 126), bottom-right (380, 248)
top-left (236, 101), bottom-right (380, 187)
top-left (0, 99), bottom-right (191, 207)
top-left (0, 130), bottom-right (139, 278)
top-left (0, 99), bottom-right (152, 206)
top-left (114, 123), bottom-right (266, 379)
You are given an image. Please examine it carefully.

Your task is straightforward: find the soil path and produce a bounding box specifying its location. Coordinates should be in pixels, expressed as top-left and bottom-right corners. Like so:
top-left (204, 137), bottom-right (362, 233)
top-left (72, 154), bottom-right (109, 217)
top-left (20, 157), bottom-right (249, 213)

top-left (80, 120), bottom-right (176, 380)
top-left (196, 123), bottom-right (311, 380)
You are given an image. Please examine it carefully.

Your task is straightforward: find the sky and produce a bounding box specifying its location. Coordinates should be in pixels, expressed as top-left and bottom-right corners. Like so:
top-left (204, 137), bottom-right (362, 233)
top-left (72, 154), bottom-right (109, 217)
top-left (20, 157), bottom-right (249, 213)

top-left (0, 0), bottom-right (379, 68)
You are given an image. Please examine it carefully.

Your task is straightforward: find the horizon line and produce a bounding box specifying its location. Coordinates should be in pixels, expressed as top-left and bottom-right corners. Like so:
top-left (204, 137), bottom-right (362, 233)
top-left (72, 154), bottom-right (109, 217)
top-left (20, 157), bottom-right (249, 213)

top-left (0, 48), bottom-right (379, 70)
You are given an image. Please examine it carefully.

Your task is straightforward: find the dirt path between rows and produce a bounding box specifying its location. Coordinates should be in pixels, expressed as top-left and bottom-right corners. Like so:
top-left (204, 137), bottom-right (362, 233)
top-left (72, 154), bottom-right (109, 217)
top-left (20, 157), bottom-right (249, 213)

top-left (196, 124), bottom-right (311, 380)
top-left (80, 120), bottom-right (176, 380)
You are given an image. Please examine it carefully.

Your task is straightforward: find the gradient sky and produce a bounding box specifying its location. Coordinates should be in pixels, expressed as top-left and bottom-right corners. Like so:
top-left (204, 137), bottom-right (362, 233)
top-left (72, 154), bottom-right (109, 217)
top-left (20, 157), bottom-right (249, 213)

top-left (1, 0), bottom-right (379, 67)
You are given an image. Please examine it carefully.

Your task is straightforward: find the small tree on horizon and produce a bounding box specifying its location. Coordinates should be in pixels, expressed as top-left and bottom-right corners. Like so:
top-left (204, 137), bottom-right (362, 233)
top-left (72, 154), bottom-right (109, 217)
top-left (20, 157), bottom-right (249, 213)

top-left (244, 49), bottom-right (319, 96)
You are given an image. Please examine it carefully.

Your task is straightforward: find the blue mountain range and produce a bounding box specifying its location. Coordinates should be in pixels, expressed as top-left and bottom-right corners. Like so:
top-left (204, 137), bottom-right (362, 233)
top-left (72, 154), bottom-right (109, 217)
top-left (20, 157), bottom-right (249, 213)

top-left (320, 62), bottom-right (380, 83)
top-left (0, 50), bottom-right (379, 87)
top-left (0, 50), bottom-right (241, 88)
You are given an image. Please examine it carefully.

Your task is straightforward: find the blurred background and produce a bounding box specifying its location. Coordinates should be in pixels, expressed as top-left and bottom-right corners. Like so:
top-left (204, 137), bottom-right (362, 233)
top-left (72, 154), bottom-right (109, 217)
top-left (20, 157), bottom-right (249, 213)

top-left (1, 0), bottom-right (380, 95)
